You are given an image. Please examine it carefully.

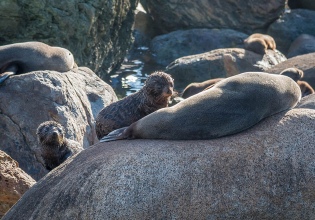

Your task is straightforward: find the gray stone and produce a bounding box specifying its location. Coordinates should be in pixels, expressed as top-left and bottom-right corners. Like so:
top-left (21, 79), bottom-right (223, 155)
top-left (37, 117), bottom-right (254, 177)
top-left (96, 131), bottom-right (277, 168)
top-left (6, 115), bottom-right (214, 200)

top-left (0, 150), bottom-right (36, 218)
top-left (165, 48), bottom-right (286, 90)
top-left (267, 9), bottom-right (315, 54)
top-left (0, 0), bottom-right (139, 78)
top-left (267, 52), bottom-right (315, 88)
top-left (0, 67), bottom-right (117, 180)
top-left (150, 28), bottom-right (248, 66)
top-left (287, 34), bottom-right (315, 58)
top-left (143, 0), bottom-right (286, 34)
top-left (3, 99), bottom-right (315, 219)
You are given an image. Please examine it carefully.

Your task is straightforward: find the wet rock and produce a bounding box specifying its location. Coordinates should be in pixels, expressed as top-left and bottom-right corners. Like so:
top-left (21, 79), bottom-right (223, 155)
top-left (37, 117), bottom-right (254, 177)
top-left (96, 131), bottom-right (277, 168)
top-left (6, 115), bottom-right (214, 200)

top-left (0, 150), bottom-right (35, 218)
top-left (267, 52), bottom-right (315, 88)
top-left (267, 9), bottom-right (315, 54)
top-left (150, 28), bottom-right (248, 66)
top-left (165, 48), bottom-right (286, 90)
top-left (143, 0), bottom-right (285, 34)
top-left (3, 101), bottom-right (315, 219)
top-left (0, 67), bottom-right (117, 180)
top-left (0, 0), bottom-right (139, 78)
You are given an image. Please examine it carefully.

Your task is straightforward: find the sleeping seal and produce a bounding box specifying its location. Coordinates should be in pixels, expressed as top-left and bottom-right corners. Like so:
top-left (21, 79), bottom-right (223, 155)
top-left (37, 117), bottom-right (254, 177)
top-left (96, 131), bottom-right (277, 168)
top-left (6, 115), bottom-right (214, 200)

top-left (100, 72), bottom-right (301, 142)
top-left (0, 41), bottom-right (75, 83)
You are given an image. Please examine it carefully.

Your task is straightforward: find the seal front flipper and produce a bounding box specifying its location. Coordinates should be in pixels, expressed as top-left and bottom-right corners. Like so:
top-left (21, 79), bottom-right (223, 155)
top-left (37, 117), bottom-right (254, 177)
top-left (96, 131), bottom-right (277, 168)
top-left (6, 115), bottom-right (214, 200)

top-left (99, 127), bottom-right (129, 142)
top-left (0, 65), bottom-right (18, 84)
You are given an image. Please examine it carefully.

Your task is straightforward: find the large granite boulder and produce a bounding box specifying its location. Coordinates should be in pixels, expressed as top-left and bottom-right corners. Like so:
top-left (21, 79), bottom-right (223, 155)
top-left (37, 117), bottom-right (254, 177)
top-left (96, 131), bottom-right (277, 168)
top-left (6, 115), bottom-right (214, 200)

top-left (3, 95), bottom-right (315, 219)
top-left (150, 28), bottom-right (248, 66)
top-left (165, 48), bottom-right (286, 90)
top-left (267, 9), bottom-right (315, 54)
top-left (0, 67), bottom-right (117, 180)
top-left (267, 52), bottom-right (315, 88)
top-left (0, 150), bottom-right (36, 218)
top-left (142, 0), bottom-right (285, 34)
top-left (0, 0), bottom-right (139, 78)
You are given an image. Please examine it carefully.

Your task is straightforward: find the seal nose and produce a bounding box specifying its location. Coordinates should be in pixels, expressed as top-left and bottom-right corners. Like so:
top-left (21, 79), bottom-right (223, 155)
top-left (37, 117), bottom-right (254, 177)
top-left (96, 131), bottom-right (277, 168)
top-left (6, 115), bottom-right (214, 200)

top-left (52, 131), bottom-right (58, 137)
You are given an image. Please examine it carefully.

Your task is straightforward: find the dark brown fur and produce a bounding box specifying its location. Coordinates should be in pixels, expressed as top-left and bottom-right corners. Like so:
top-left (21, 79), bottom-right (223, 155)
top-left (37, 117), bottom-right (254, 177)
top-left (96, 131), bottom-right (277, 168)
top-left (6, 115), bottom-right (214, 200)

top-left (95, 71), bottom-right (174, 139)
top-left (182, 78), bottom-right (224, 98)
top-left (36, 121), bottom-right (83, 171)
top-left (244, 34), bottom-right (276, 55)
top-left (280, 67), bottom-right (314, 97)
top-left (101, 72), bottom-right (301, 142)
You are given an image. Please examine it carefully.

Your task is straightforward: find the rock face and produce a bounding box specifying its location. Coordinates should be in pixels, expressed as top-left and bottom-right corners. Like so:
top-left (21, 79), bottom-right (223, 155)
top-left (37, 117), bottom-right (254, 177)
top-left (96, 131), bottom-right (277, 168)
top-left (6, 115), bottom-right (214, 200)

top-left (165, 48), bottom-right (286, 89)
top-left (288, 0), bottom-right (315, 10)
top-left (143, 0), bottom-right (285, 34)
top-left (150, 28), bottom-right (248, 66)
top-left (0, 67), bottom-right (117, 180)
top-left (0, 0), bottom-right (139, 78)
top-left (267, 9), bottom-right (315, 54)
top-left (0, 150), bottom-right (36, 218)
top-left (267, 52), bottom-right (315, 88)
top-left (3, 96), bottom-right (315, 219)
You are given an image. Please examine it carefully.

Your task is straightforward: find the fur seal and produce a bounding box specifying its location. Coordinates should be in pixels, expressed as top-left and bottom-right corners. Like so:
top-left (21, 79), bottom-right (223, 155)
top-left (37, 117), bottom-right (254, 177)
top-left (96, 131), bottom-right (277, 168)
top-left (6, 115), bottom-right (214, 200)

top-left (100, 72), bottom-right (301, 142)
top-left (244, 33), bottom-right (276, 55)
top-left (96, 71), bottom-right (174, 139)
top-left (182, 78), bottom-right (224, 98)
top-left (0, 41), bottom-right (75, 84)
top-left (36, 121), bottom-right (83, 171)
top-left (279, 67), bottom-right (315, 97)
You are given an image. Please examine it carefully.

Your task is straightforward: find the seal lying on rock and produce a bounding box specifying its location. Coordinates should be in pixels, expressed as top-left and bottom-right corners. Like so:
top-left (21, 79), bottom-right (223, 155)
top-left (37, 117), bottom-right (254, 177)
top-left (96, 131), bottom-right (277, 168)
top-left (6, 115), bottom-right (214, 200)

top-left (280, 67), bottom-right (315, 97)
top-left (244, 33), bottom-right (276, 55)
top-left (96, 71), bottom-right (174, 139)
top-left (36, 121), bottom-right (83, 171)
top-left (182, 78), bottom-right (224, 98)
top-left (101, 72), bottom-right (301, 142)
top-left (0, 41), bottom-right (76, 84)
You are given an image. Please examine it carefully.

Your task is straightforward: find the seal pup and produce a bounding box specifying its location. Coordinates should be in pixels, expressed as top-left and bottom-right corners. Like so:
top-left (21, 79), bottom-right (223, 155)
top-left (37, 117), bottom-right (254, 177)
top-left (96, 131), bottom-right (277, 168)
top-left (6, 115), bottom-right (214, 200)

top-left (100, 72), bottom-right (301, 142)
top-left (0, 41), bottom-right (75, 84)
top-left (280, 67), bottom-right (315, 97)
top-left (95, 71), bottom-right (174, 139)
top-left (244, 33), bottom-right (276, 55)
top-left (182, 78), bottom-right (224, 98)
top-left (36, 121), bottom-right (83, 171)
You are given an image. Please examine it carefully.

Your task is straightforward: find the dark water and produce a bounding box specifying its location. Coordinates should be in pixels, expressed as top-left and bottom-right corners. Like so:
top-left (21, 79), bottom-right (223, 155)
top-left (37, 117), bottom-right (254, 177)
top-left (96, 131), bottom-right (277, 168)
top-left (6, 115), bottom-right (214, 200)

top-left (108, 47), bottom-right (164, 99)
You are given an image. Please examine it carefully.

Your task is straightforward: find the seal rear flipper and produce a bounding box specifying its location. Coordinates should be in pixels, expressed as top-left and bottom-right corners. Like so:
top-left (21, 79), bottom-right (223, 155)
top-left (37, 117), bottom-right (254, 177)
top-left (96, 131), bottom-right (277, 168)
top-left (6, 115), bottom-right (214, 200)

top-left (99, 127), bottom-right (129, 142)
top-left (0, 65), bottom-right (18, 84)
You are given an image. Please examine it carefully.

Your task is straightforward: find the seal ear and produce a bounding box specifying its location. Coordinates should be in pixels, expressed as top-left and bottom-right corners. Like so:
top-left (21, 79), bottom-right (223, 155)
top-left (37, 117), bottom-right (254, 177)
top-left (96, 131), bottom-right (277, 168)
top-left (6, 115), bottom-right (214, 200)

top-left (99, 127), bottom-right (129, 142)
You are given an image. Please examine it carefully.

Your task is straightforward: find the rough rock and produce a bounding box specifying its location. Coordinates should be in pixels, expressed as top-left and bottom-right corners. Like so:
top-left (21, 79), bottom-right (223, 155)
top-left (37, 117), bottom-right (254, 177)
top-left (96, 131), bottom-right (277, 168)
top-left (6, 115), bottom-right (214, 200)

top-left (0, 0), bottom-right (139, 78)
top-left (288, 0), bottom-right (315, 10)
top-left (150, 28), bottom-right (249, 66)
top-left (287, 34), bottom-right (315, 58)
top-left (165, 48), bottom-right (286, 90)
top-left (267, 52), bottom-right (315, 88)
top-left (267, 9), bottom-right (315, 54)
top-left (143, 0), bottom-right (285, 34)
top-left (0, 67), bottom-right (117, 180)
top-left (0, 150), bottom-right (36, 218)
top-left (3, 97), bottom-right (315, 219)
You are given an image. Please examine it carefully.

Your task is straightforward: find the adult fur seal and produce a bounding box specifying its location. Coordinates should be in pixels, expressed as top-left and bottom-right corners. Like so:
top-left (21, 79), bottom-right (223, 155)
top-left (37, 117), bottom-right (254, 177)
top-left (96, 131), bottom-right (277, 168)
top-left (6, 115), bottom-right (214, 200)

top-left (280, 67), bottom-right (315, 97)
top-left (101, 72), bottom-right (301, 142)
top-left (96, 71), bottom-right (174, 139)
top-left (0, 41), bottom-right (75, 84)
top-left (244, 33), bottom-right (276, 55)
top-left (36, 121), bottom-right (83, 171)
top-left (182, 78), bottom-right (224, 98)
